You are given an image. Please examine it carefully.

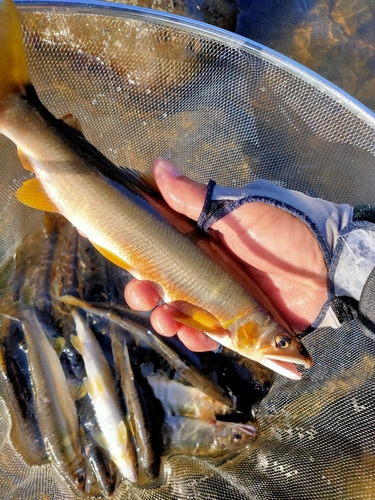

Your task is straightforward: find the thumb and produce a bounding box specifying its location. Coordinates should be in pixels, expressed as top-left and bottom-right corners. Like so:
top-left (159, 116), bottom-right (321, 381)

top-left (152, 158), bottom-right (207, 221)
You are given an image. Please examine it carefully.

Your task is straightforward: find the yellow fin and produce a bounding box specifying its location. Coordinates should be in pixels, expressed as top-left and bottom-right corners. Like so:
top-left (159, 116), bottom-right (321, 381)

top-left (90, 241), bottom-right (134, 273)
top-left (50, 336), bottom-right (66, 357)
top-left (117, 420), bottom-right (128, 445)
top-left (168, 300), bottom-right (226, 335)
top-left (59, 295), bottom-right (86, 309)
top-left (84, 375), bottom-right (105, 397)
top-left (17, 148), bottom-right (35, 172)
top-left (0, 0), bottom-right (31, 99)
top-left (16, 178), bottom-right (59, 213)
top-left (71, 334), bottom-right (82, 355)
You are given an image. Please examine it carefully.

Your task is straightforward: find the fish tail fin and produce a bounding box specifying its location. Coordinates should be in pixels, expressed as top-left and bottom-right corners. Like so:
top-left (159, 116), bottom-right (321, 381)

top-left (0, 0), bottom-right (31, 101)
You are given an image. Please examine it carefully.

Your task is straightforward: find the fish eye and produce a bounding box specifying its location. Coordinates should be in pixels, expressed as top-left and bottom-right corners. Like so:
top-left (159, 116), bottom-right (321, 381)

top-left (233, 432), bottom-right (243, 442)
top-left (75, 473), bottom-right (85, 489)
top-left (275, 333), bottom-right (291, 349)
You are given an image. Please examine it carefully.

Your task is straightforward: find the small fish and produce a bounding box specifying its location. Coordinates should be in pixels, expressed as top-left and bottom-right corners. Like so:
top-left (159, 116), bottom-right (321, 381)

top-left (0, 231), bottom-right (49, 465)
top-left (0, 319), bottom-right (48, 466)
top-left (70, 308), bottom-right (137, 483)
top-left (49, 217), bottom-right (85, 370)
top-left (162, 416), bottom-right (256, 459)
top-left (5, 309), bottom-right (87, 492)
top-left (82, 429), bottom-right (119, 497)
top-left (119, 340), bottom-right (162, 481)
top-left (60, 295), bottom-right (233, 408)
top-left (76, 395), bottom-right (119, 497)
top-left (27, 214), bottom-right (62, 324)
top-left (147, 375), bottom-right (231, 420)
top-left (0, 0), bottom-right (311, 379)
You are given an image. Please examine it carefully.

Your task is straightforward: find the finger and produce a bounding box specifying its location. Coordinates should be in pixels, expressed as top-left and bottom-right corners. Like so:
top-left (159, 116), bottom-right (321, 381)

top-left (176, 326), bottom-right (218, 352)
top-left (152, 157), bottom-right (207, 221)
top-left (151, 305), bottom-right (219, 351)
top-left (125, 279), bottom-right (160, 311)
top-left (150, 304), bottom-right (180, 337)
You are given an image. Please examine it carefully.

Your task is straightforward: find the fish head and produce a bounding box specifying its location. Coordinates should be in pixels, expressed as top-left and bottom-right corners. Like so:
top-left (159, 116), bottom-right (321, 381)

top-left (214, 421), bottom-right (257, 457)
top-left (231, 315), bottom-right (312, 380)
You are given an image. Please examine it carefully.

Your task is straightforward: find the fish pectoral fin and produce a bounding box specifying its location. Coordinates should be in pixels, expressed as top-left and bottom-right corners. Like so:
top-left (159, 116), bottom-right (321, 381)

top-left (16, 178), bottom-right (60, 213)
top-left (168, 301), bottom-right (226, 335)
top-left (90, 241), bottom-right (135, 273)
top-left (59, 295), bottom-right (87, 309)
top-left (117, 420), bottom-right (129, 444)
top-left (17, 147), bottom-right (35, 172)
top-left (49, 336), bottom-right (66, 357)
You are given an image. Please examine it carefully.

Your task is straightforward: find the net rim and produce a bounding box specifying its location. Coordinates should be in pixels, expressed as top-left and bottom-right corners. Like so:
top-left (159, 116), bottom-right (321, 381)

top-left (16, 0), bottom-right (375, 132)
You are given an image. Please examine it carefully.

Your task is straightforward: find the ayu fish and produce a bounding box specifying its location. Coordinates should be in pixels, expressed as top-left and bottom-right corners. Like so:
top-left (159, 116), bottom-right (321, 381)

top-left (7, 309), bottom-right (87, 492)
top-left (76, 395), bottom-right (119, 497)
top-left (119, 340), bottom-right (162, 481)
top-left (147, 375), bottom-right (231, 420)
top-left (162, 416), bottom-right (256, 459)
top-left (0, 234), bottom-right (48, 465)
top-left (70, 308), bottom-right (137, 483)
top-left (0, 0), bottom-right (311, 379)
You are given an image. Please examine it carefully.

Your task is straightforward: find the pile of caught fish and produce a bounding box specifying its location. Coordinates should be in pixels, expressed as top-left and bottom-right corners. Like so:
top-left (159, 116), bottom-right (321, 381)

top-left (0, 214), bottom-right (267, 497)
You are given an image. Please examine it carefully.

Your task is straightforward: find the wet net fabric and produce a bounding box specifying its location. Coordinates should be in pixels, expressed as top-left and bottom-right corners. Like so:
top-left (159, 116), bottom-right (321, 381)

top-left (1, 5), bottom-right (375, 499)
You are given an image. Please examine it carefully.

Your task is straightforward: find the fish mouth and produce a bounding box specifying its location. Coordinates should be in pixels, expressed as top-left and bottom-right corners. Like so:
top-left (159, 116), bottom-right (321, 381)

top-left (260, 357), bottom-right (301, 380)
top-left (234, 423), bottom-right (257, 437)
top-left (260, 355), bottom-right (312, 380)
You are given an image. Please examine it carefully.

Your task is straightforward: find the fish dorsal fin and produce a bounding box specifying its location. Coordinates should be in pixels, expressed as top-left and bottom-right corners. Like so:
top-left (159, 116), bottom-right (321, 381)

top-left (119, 167), bottom-right (160, 197)
top-left (60, 113), bottom-right (83, 133)
top-left (168, 300), bottom-right (226, 335)
top-left (17, 147), bottom-right (35, 172)
top-left (90, 241), bottom-right (135, 273)
top-left (16, 178), bottom-right (60, 213)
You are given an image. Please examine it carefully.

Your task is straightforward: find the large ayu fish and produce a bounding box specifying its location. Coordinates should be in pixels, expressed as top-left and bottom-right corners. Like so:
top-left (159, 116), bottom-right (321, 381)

top-left (0, 0), bottom-right (311, 379)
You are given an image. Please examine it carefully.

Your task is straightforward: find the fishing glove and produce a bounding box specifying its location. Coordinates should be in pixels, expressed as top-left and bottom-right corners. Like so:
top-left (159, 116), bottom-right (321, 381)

top-left (197, 179), bottom-right (375, 331)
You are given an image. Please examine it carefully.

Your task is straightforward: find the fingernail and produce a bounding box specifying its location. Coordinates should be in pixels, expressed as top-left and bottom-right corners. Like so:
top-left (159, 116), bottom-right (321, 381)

top-left (154, 158), bottom-right (182, 178)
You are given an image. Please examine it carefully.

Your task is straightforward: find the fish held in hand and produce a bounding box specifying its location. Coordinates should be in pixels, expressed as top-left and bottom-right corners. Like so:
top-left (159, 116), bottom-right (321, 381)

top-left (0, 0), bottom-right (311, 379)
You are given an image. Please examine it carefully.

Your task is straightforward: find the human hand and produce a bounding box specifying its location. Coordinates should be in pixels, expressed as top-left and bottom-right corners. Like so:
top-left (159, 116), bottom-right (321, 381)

top-left (125, 158), bottom-right (328, 352)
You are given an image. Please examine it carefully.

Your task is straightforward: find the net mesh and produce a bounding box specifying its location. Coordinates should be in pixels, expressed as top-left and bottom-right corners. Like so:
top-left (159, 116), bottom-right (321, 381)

top-left (1, 4), bottom-right (375, 499)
